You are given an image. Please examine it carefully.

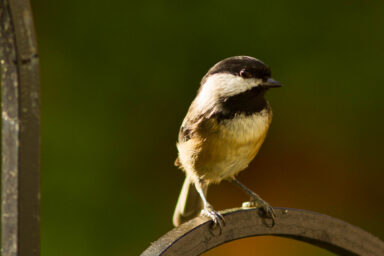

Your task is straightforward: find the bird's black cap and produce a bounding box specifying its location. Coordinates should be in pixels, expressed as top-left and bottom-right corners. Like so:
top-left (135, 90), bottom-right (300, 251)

top-left (202, 56), bottom-right (271, 84)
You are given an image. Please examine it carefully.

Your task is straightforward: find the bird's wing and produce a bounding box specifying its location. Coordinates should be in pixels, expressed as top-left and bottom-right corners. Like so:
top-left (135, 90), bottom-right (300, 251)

top-left (175, 108), bottom-right (219, 168)
top-left (178, 110), bottom-right (218, 143)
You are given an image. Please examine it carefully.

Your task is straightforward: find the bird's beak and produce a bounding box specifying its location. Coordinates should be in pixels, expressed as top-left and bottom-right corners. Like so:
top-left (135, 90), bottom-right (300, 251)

top-left (260, 78), bottom-right (282, 88)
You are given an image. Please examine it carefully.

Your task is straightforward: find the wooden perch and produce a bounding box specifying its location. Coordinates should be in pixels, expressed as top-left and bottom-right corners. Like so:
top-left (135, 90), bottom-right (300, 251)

top-left (141, 207), bottom-right (384, 256)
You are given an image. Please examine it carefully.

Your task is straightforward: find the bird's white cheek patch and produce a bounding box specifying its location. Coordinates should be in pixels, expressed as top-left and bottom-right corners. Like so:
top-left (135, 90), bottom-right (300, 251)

top-left (194, 74), bottom-right (262, 111)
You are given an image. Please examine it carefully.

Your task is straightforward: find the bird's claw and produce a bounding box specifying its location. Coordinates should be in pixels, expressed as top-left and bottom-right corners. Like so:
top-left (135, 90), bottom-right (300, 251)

top-left (201, 205), bottom-right (225, 234)
top-left (243, 197), bottom-right (276, 225)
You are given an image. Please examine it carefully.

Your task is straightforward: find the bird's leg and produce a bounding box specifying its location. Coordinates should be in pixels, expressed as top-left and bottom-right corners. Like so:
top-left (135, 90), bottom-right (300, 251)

top-left (232, 178), bottom-right (276, 220)
top-left (195, 179), bottom-right (225, 233)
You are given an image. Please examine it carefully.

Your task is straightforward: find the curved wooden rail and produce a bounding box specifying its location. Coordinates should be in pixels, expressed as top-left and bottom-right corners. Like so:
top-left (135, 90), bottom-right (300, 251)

top-left (141, 207), bottom-right (384, 256)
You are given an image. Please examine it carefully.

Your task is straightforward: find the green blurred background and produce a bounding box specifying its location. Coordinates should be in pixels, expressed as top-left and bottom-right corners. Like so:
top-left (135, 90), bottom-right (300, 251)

top-left (31, 0), bottom-right (384, 255)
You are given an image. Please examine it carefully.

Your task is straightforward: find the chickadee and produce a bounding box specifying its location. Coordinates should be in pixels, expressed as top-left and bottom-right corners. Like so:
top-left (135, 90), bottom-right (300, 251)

top-left (173, 56), bottom-right (282, 231)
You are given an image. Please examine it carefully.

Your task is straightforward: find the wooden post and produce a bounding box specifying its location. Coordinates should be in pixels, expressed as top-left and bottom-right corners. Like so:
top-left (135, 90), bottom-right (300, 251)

top-left (0, 0), bottom-right (40, 255)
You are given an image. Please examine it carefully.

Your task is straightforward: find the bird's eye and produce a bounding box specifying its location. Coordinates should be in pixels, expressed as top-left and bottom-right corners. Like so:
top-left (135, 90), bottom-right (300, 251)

top-left (240, 69), bottom-right (252, 78)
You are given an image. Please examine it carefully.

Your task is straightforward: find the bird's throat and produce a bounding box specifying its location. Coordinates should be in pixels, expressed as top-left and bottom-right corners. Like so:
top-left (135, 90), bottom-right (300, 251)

top-left (216, 87), bottom-right (268, 121)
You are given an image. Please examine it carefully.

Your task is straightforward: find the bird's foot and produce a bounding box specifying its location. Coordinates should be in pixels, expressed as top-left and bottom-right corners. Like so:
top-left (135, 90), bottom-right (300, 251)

top-left (201, 204), bottom-right (225, 234)
top-left (242, 196), bottom-right (276, 225)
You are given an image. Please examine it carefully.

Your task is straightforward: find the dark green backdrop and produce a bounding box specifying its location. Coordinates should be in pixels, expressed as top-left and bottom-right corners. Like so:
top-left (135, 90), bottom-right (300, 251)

top-left (32, 0), bottom-right (383, 255)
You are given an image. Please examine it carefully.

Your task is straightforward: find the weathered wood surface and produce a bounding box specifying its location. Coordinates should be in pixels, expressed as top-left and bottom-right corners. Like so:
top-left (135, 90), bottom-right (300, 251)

top-left (141, 207), bottom-right (384, 256)
top-left (0, 0), bottom-right (40, 255)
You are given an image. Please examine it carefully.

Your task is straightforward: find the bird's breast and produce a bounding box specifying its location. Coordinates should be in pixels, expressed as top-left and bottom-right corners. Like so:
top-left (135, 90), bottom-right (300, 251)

top-left (194, 108), bottom-right (272, 182)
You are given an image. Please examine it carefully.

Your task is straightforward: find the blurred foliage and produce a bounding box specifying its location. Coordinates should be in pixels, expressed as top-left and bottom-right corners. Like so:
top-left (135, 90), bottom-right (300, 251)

top-left (29, 0), bottom-right (384, 255)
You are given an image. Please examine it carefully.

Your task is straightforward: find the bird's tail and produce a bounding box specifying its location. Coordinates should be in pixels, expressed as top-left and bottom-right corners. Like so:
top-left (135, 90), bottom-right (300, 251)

top-left (172, 177), bottom-right (207, 227)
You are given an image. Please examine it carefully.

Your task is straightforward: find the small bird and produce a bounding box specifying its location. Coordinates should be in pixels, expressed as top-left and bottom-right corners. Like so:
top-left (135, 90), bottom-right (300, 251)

top-left (173, 56), bottom-right (282, 231)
